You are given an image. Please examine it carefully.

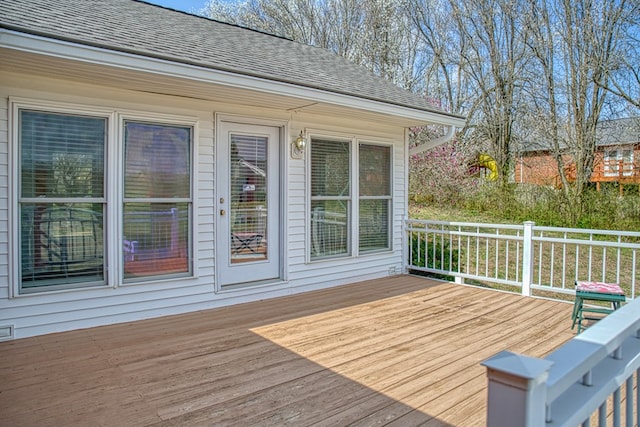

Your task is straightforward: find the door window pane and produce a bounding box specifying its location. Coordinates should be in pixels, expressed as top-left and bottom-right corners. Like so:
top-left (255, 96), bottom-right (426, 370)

top-left (123, 122), bottom-right (192, 279)
top-left (230, 134), bottom-right (268, 262)
top-left (19, 110), bottom-right (106, 292)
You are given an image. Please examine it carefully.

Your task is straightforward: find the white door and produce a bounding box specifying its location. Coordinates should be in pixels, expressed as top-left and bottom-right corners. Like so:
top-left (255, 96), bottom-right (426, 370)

top-left (216, 121), bottom-right (281, 287)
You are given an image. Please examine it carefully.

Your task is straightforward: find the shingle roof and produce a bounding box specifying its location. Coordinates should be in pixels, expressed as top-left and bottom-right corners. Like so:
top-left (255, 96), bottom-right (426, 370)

top-left (597, 117), bottom-right (640, 147)
top-left (0, 0), bottom-right (460, 119)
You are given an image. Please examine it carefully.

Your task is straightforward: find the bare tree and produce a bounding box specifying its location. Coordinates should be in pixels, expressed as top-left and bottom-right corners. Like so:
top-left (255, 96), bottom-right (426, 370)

top-left (408, 0), bottom-right (530, 186)
top-left (407, 0), bottom-right (472, 115)
top-left (523, 0), bottom-right (634, 224)
top-left (203, 0), bottom-right (425, 90)
top-left (599, 8), bottom-right (640, 110)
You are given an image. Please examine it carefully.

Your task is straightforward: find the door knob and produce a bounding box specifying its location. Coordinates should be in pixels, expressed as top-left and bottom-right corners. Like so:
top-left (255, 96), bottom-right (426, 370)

top-left (220, 209), bottom-right (226, 216)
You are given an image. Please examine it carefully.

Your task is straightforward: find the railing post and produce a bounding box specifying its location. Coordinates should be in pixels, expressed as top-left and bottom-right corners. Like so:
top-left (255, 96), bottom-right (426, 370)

top-left (482, 350), bottom-right (553, 427)
top-left (522, 221), bottom-right (535, 296)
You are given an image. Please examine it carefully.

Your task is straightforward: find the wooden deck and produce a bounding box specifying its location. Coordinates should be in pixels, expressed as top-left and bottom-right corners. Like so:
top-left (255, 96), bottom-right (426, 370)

top-left (0, 275), bottom-right (575, 426)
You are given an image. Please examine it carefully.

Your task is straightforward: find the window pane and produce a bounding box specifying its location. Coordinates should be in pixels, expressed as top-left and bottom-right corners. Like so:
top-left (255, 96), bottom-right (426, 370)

top-left (311, 139), bottom-right (350, 197)
top-left (20, 110), bottom-right (105, 198)
top-left (359, 144), bottom-right (391, 252)
top-left (359, 199), bottom-right (389, 252)
top-left (123, 202), bottom-right (190, 279)
top-left (21, 203), bottom-right (104, 290)
top-left (311, 201), bottom-right (349, 258)
top-left (360, 144), bottom-right (391, 196)
top-left (124, 122), bottom-right (191, 198)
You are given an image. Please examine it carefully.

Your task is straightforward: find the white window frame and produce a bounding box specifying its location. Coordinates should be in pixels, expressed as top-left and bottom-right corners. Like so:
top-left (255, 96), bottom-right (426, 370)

top-left (604, 148), bottom-right (634, 177)
top-left (358, 141), bottom-right (393, 254)
top-left (118, 113), bottom-right (196, 285)
top-left (306, 131), bottom-right (394, 262)
top-left (9, 98), bottom-right (197, 297)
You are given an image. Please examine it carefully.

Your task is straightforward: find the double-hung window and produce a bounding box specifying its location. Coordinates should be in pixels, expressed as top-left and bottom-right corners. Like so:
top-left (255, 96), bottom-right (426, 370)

top-left (359, 143), bottom-right (391, 253)
top-left (123, 121), bottom-right (192, 280)
top-left (310, 136), bottom-right (392, 260)
top-left (15, 102), bottom-right (193, 294)
top-left (19, 109), bottom-right (107, 292)
top-left (310, 138), bottom-right (351, 259)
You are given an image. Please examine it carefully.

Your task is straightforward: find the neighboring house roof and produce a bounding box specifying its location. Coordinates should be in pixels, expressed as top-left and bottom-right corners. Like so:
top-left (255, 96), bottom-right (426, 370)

top-left (517, 117), bottom-right (640, 154)
top-left (596, 117), bottom-right (640, 147)
top-left (0, 0), bottom-right (464, 127)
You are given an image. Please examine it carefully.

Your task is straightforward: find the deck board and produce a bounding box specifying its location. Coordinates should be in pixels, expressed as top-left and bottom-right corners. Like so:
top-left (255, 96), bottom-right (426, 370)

top-left (0, 275), bottom-right (575, 426)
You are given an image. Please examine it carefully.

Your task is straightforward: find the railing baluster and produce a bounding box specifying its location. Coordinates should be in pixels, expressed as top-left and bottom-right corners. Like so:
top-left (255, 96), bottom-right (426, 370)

top-left (636, 369), bottom-right (640, 427)
top-left (598, 402), bottom-right (606, 426)
top-left (576, 245), bottom-right (580, 283)
top-left (625, 376), bottom-right (633, 427)
top-left (614, 387), bottom-right (621, 427)
top-left (549, 242), bottom-right (555, 287)
top-left (495, 229), bottom-right (499, 279)
top-left (589, 234), bottom-right (594, 281)
top-left (466, 233), bottom-right (470, 276)
top-left (538, 234), bottom-right (543, 286)
top-left (602, 246), bottom-right (607, 283)
top-left (516, 231), bottom-right (520, 283)
top-left (475, 227), bottom-right (479, 277)
top-left (632, 250), bottom-right (637, 299)
top-left (562, 232), bottom-right (567, 290)
top-left (485, 235), bottom-right (489, 278)
top-left (616, 235), bottom-right (622, 286)
top-left (505, 239), bottom-right (510, 281)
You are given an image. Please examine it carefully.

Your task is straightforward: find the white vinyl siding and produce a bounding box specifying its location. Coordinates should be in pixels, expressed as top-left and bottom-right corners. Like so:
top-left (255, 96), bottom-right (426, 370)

top-left (1, 72), bottom-right (409, 340)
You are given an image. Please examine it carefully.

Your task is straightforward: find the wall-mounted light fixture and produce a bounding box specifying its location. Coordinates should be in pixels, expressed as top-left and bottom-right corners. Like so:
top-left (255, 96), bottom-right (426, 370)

top-left (291, 131), bottom-right (306, 159)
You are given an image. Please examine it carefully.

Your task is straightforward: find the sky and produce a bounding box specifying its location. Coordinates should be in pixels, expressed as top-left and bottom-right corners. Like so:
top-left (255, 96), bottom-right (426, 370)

top-left (144, 0), bottom-right (210, 14)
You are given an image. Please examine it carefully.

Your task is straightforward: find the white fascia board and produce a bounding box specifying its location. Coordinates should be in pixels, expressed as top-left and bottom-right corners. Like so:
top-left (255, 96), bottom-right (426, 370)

top-left (0, 29), bottom-right (466, 128)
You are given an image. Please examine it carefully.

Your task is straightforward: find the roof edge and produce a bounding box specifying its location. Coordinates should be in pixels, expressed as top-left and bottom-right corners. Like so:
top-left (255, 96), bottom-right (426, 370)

top-left (0, 28), bottom-right (466, 127)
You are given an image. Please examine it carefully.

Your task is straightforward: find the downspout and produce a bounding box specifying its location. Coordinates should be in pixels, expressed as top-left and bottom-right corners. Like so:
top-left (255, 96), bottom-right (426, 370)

top-left (409, 125), bottom-right (456, 156)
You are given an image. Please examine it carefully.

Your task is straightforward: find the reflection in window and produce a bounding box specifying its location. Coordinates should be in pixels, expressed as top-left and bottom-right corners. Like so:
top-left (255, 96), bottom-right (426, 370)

top-left (310, 138), bottom-right (350, 259)
top-left (229, 134), bottom-right (268, 262)
top-left (359, 144), bottom-right (391, 252)
top-left (123, 122), bottom-right (192, 280)
top-left (19, 110), bottom-right (106, 292)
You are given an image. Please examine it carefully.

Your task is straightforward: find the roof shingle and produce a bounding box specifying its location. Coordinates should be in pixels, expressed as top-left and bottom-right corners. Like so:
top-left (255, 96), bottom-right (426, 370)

top-left (0, 0), bottom-right (460, 118)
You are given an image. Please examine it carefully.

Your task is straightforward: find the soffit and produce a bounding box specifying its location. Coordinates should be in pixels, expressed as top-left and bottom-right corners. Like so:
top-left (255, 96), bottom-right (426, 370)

top-left (0, 47), bottom-right (439, 128)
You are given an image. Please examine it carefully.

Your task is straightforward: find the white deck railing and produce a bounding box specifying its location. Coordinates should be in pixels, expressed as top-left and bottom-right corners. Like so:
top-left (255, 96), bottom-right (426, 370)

top-left (482, 295), bottom-right (640, 426)
top-left (404, 219), bottom-right (640, 299)
top-left (404, 219), bottom-right (640, 425)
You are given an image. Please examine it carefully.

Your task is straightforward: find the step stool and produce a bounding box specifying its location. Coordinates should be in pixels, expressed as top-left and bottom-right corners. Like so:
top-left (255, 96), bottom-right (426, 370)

top-left (572, 281), bottom-right (626, 333)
